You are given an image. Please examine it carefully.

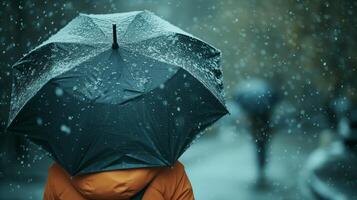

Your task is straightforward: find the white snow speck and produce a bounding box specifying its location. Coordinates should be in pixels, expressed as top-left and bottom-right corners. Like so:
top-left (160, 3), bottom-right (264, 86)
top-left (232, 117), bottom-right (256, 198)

top-left (36, 117), bottom-right (43, 125)
top-left (60, 124), bottom-right (71, 134)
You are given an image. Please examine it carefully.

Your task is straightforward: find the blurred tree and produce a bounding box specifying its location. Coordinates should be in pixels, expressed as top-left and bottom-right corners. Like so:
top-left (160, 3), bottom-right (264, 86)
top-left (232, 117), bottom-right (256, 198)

top-left (213, 0), bottom-right (357, 129)
top-left (292, 0), bottom-right (357, 128)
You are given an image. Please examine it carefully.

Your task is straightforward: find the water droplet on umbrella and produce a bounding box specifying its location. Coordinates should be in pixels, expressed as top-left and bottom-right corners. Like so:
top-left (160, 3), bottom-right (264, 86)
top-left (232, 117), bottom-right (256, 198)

top-left (55, 87), bottom-right (63, 96)
top-left (36, 117), bottom-right (43, 126)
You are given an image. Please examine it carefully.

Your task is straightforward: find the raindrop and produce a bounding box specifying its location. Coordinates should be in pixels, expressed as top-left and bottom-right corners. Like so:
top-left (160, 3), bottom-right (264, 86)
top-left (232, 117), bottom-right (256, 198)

top-left (163, 100), bottom-right (168, 106)
top-left (60, 124), bottom-right (71, 134)
top-left (36, 117), bottom-right (43, 126)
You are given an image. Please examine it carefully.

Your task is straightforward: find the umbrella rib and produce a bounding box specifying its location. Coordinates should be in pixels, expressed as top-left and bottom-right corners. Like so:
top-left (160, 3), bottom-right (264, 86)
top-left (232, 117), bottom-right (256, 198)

top-left (122, 46), bottom-right (182, 69)
top-left (123, 34), bottom-right (171, 46)
top-left (121, 47), bottom-right (207, 90)
top-left (76, 125), bottom-right (105, 174)
top-left (121, 11), bottom-right (145, 41)
top-left (123, 32), bottom-right (218, 52)
top-left (121, 12), bottom-right (177, 44)
top-left (121, 11), bottom-right (193, 45)
top-left (8, 43), bottom-right (108, 127)
top-left (86, 16), bottom-right (108, 40)
top-left (123, 48), bottom-right (226, 107)
top-left (140, 106), bottom-right (171, 165)
top-left (13, 42), bottom-right (103, 69)
top-left (122, 39), bottom-right (201, 72)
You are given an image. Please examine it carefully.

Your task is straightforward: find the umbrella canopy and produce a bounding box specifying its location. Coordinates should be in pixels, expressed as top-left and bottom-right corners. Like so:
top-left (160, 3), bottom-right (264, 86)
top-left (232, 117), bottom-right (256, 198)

top-left (7, 11), bottom-right (227, 175)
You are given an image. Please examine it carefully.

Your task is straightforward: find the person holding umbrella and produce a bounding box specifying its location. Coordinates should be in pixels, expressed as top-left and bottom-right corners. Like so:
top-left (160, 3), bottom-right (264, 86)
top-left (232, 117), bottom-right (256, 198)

top-left (6, 11), bottom-right (228, 200)
top-left (44, 161), bottom-right (193, 200)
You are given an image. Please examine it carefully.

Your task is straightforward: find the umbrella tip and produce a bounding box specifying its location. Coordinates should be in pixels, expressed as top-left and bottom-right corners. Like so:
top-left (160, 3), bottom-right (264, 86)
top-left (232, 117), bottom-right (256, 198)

top-left (112, 24), bottom-right (119, 50)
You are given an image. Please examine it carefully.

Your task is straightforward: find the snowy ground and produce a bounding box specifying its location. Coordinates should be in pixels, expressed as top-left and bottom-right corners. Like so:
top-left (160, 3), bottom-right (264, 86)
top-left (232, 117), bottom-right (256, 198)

top-left (0, 127), bottom-right (319, 200)
top-left (180, 128), bottom-right (318, 200)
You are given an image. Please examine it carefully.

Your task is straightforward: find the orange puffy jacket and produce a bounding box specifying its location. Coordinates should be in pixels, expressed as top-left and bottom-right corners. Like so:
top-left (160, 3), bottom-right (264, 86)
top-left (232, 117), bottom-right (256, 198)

top-left (43, 161), bottom-right (194, 200)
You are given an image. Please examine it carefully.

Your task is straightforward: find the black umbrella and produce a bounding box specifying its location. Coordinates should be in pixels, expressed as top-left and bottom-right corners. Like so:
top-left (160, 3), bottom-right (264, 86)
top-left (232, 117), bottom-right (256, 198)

top-left (6, 11), bottom-right (227, 175)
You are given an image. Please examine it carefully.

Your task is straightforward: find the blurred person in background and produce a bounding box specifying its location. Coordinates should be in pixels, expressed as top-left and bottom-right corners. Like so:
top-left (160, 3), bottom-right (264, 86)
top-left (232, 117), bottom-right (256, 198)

top-left (303, 107), bottom-right (357, 199)
top-left (234, 79), bottom-right (280, 184)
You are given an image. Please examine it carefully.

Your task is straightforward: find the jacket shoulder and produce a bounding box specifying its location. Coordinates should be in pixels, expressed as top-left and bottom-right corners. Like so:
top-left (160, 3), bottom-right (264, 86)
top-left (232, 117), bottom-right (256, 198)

top-left (144, 161), bottom-right (194, 200)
